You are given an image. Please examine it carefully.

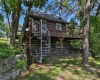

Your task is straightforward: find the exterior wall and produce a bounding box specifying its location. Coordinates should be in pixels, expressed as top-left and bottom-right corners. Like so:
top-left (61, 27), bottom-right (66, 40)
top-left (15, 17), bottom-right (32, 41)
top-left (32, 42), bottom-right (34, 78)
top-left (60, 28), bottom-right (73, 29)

top-left (46, 22), bottom-right (66, 33)
top-left (31, 18), bottom-right (66, 32)
top-left (31, 37), bottom-right (40, 53)
top-left (27, 18), bottom-right (66, 34)
top-left (50, 37), bottom-right (70, 54)
top-left (30, 37), bottom-right (81, 55)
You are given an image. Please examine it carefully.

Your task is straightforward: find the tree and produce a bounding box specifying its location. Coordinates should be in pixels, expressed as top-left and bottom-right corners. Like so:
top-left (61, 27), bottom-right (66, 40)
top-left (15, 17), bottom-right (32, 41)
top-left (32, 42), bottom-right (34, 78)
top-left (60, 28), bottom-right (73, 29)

top-left (82, 0), bottom-right (90, 64)
top-left (1, 0), bottom-right (48, 68)
top-left (89, 15), bottom-right (100, 58)
top-left (1, 0), bottom-right (48, 46)
top-left (1, 0), bottom-right (22, 45)
top-left (45, 0), bottom-right (99, 64)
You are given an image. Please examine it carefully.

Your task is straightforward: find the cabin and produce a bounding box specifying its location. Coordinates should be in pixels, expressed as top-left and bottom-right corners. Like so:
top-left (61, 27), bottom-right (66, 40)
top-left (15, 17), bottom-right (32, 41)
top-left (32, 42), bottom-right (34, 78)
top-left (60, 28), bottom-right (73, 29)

top-left (22, 10), bottom-right (82, 63)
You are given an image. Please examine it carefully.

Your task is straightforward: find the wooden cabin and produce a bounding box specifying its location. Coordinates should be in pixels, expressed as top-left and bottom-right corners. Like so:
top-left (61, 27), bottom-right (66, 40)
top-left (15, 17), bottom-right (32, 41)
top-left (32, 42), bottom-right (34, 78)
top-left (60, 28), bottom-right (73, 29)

top-left (22, 10), bottom-right (82, 63)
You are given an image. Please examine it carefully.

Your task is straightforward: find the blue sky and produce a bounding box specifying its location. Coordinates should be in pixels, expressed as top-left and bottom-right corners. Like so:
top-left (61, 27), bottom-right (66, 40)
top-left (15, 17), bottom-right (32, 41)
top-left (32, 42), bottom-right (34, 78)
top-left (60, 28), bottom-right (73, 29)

top-left (19, 15), bottom-right (24, 25)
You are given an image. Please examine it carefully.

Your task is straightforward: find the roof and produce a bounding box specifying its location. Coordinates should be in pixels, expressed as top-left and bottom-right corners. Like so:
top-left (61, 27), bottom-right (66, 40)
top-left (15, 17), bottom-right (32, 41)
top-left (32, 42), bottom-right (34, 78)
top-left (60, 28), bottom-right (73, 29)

top-left (30, 10), bottom-right (68, 24)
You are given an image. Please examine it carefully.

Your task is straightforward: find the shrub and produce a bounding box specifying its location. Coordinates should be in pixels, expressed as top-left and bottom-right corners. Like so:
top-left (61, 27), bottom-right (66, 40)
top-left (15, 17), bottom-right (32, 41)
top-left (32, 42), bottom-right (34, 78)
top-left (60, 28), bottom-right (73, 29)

top-left (0, 42), bottom-right (11, 59)
top-left (0, 42), bottom-right (21, 59)
top-left (11, 48), bottom-right (21, 55)
top-left (16, 59), bottom-right (27, 69)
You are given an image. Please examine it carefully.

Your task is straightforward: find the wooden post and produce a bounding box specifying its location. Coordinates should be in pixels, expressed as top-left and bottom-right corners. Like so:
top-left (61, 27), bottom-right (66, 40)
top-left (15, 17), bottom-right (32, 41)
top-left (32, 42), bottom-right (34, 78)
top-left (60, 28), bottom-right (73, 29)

top-left (29, 34), bottom-right (31, 56)
top-left (60, 39), bottom-right (62, 54)
top-left (40, 19), bottom-right (43, 63)
top-left (58, 37), bottom-right (64, 54)
top-left (25, 34), bottom-right (34, 69)
top-left (27, 34), bottom-right (32, 68)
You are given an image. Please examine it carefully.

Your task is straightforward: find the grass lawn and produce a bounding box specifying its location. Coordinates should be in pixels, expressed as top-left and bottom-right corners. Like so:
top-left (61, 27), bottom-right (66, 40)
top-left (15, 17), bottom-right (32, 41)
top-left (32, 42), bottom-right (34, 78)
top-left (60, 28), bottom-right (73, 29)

top-left (17, 55), bottom-right (100, 80)
top-left (0, 38), bottom-right (7, 43)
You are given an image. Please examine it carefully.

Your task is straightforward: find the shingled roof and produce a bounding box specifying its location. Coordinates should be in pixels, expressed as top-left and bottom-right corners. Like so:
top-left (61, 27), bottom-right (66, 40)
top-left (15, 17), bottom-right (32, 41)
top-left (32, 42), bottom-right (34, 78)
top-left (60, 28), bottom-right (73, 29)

top-left (30, 10), bottom-right (68, 24)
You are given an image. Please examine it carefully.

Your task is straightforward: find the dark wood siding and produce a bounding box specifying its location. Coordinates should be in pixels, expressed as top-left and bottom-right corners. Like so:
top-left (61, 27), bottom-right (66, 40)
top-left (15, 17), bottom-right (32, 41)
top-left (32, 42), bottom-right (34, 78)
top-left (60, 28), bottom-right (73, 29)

top-left (46, 21), bottom-right (67, 37)
top-left (31, 37), bottom-right (40, 53)
top-left (46, 22), bottom-right (66, 31)
top-left (50, 37), bottom-right (70, 54)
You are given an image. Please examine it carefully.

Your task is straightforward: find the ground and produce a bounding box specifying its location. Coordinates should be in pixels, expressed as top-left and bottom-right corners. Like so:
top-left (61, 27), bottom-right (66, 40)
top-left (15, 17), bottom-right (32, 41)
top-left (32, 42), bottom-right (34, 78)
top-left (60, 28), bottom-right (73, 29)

top-left (16, 55), bottom-right (100, 80)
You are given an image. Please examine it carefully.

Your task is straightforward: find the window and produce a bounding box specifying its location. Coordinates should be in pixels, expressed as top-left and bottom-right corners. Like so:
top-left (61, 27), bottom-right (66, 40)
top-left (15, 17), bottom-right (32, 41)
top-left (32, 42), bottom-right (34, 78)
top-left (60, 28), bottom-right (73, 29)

top-left (42, 20), bottom-right (46, 27)
top-left (56, 23), bottom-right (62, 30)
top-left (56, 41), bottom-right (63, 48)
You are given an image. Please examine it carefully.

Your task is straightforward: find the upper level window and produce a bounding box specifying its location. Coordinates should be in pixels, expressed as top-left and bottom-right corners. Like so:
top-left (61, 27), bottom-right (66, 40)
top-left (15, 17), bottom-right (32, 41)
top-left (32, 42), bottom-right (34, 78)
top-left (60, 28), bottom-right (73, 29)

top-left (56, 23), bottom-right (62, 30)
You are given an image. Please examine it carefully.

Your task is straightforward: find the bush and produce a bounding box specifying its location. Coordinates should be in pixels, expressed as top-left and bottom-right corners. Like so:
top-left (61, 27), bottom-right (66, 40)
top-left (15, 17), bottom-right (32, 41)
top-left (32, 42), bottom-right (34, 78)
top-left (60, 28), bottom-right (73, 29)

top-left (0, 42), bottom-right (21, 59)
top-left (70, 40), bottom-right (82, 48)
top-left (0, 42), bottom-right (11, 59)
top-left (11, 48), bottom-right (21, 55)
top-left (90, 33), bottom-right (100, 58)
top-left (16, 59), bottom-right (27, 69)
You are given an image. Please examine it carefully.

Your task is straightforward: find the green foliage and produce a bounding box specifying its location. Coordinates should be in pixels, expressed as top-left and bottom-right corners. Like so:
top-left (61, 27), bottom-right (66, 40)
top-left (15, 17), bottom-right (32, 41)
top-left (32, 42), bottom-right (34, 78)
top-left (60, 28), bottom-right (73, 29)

top-left (0, 42), bottom-right (11, 59)
top-left (68, 19), bottom-right (78, 29)
top-left (89, 33), bottom-right (100, 58)
top-left (0, 20), bottom-right (9, 37)
top-left (16, 59), bottom-right (27, 69)
top-left (0, 41), bottom-right (21, 59)
top-left (33, 0), bottom-right (48, 8)
top-left (0, 14), bottom-right (4, 22)
top-left (11, 48), bottom-right (21, 55)
top-left (70, 40), bottom-right (82, 48)
top-left (0, 31), bottom-right (5, 37)
top-left (89, 16), bottom-right (100, 58)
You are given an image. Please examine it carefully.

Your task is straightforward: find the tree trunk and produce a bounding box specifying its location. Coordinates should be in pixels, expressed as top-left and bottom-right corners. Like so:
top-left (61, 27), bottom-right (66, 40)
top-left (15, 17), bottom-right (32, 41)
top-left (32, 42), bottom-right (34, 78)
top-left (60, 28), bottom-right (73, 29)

top-left (1, 0), bottom-right (11, 43)
top-left (82, 0), bottom-right (90, 64)
top-left (18, 0), bottom-right (34, 47)
top-left (26, 45), bottom-right (32, 69)
top-left (10, 10), bottom-right (17, 45)
top-left (18, 8), bottom-right (31, 47)
top-left (13, 1), bottom-right (22, 46)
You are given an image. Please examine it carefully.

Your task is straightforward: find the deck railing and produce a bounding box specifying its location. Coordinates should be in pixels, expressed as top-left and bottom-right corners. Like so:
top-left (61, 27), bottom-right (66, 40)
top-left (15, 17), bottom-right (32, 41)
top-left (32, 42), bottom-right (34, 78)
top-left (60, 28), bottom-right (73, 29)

top-left (66, 28), bottom-right (83, 37)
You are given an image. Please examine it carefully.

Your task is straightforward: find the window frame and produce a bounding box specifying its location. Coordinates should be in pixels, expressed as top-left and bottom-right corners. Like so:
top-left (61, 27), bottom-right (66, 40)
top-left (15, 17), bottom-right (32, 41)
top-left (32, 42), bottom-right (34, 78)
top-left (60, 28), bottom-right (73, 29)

top-left (56, 23), bottom-right (62, 30)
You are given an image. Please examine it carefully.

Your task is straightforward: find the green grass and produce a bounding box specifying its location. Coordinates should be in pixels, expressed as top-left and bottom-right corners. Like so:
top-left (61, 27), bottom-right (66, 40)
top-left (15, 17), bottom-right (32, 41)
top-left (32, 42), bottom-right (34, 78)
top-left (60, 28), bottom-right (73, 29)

top-left (17, 55), bottom-right (100, 80)
top-left (0, 38), bottom-right (7, 43)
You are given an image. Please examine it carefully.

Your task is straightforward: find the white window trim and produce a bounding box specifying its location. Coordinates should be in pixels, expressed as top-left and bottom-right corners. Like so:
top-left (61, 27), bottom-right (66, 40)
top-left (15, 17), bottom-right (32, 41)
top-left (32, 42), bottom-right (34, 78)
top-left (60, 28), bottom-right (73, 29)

top-left (56, 23), bottom-right (62, 30)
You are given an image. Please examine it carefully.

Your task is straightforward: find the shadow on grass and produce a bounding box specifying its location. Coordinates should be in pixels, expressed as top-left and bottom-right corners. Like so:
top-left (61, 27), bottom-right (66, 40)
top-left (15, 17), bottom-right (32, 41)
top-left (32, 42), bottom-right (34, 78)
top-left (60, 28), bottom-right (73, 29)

top-left (17, 66), bottom-right (60, 80)
top-left (44, 54), bottom-right (100, 79)
top-left (27, 71), bottom-right (55, 80)
top-left (17, 54), bottom-right (100, 80)
top-left (44, 54), bottom-right (81, 66)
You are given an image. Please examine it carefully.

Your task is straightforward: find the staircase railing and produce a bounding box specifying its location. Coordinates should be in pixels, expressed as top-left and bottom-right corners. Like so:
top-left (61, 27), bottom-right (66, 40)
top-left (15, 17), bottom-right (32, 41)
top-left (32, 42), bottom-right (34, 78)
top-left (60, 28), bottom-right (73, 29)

top-left (31, 18), bottom-right (51, 63)
top-left (32, 19), bottom-right (50, 38)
